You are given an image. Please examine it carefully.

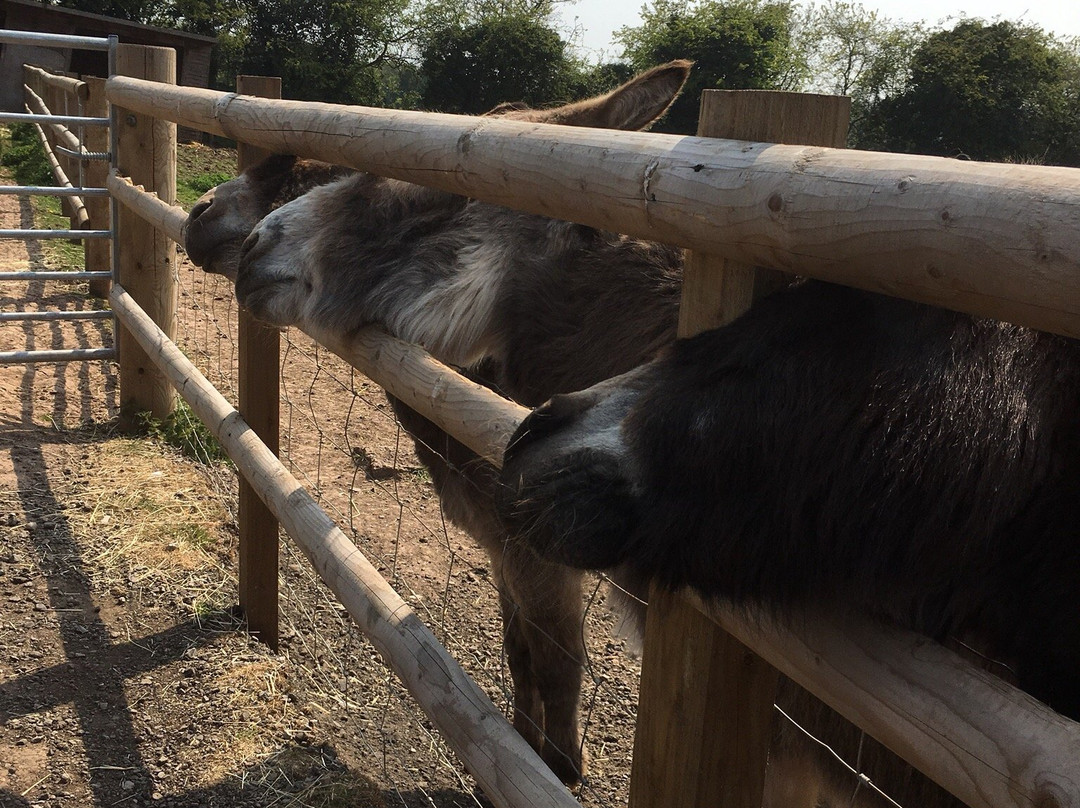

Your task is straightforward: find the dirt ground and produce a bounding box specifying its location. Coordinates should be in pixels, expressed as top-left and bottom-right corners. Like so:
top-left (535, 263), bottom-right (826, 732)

top-left (0, 177), bottom-right (641, 807)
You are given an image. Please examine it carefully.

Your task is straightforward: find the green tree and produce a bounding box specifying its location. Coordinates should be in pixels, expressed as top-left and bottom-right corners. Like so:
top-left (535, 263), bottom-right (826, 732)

top-left (229, 0), bottom-right (416, 105)
top-left (419, 13), bottom-right (576, 113)
top-left (796, 2), bottom-right (923, 147)
top-left (55, 0), bottom-right (417, 105)
top-left (615, 0), bottom-right (803, 134)
top-left (146, 0), bottom-right (244, 35)
top-left (55, 0), bottom-right (156, 23)
top-left (866, 19), bottom-right (1080, 165)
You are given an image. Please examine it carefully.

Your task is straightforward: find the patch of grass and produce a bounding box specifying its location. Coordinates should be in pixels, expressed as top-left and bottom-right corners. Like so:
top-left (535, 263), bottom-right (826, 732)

top-left (31, 194), bottom-right (87, 270)
top-left (0, 123), bottom-right (52, 186)
top-left (168, 521), bottom-right (218, 551)
top-left (177, 142), bottom-right (238, 209)
top-left (177, 170), bottom-right (234, 208)
top-left (139, 399), bottom-right (232, 466)
top-left (64, 435), bottom-right (236, 583)
top-left (189, 171), bottom-right (234, 194)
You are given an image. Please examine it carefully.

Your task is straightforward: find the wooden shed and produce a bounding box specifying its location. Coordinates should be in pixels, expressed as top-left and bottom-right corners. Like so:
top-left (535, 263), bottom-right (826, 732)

top-left (0, 0), bottom-right (214, 112)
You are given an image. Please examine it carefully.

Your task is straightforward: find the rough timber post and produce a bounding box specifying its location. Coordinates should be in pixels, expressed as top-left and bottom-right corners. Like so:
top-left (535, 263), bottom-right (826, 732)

top-left (628, 89), bottom-right (851, 808)
top-left (114, 45), bottom-right (178, 430)
top-left (236, 75), bottom-right (283, 650)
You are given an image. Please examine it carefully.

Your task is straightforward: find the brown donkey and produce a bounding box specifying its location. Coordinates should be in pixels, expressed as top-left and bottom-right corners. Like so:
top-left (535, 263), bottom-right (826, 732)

top-left (184, 61), bottom-right (689, 788)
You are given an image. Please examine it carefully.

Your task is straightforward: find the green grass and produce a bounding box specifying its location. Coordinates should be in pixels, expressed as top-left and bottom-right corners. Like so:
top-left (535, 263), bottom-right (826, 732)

top-left (32, 194), bottom-right (87, 269)
top-left (0, 123), bottom-right (53, 186)
top-left (139, 398), bottom-right (232, 466)
top-left (0, 124), bottom-right (88, 273)
top-left (176, 143), bottom-right (238, 209)
top-left (168, 521), bottom-right (218, 551)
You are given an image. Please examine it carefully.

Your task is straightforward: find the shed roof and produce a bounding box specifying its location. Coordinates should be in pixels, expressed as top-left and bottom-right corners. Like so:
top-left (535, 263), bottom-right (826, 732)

top-left (1, 0), bottom-right (216, 45)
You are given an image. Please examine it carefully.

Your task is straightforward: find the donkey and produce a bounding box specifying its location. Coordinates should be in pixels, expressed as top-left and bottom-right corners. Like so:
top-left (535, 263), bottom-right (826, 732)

top-left (183, 157), bottom-right (356, 280)
top-left (499, 279), bottom-right (1080, 726)
top-left (185, 66), bottom-right (977, 805)
top-left (183, 61), bottom-right (690, 788)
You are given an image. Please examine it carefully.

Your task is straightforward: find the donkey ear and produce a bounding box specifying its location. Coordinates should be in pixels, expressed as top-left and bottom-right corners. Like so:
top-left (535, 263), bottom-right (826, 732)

top-left (246, 153), bottom-right (299, 182)
top-left (529, 60), bottom-right (692, 131)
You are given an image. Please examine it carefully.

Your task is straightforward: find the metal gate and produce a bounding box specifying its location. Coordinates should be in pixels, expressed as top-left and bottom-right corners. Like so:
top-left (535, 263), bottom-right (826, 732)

top-left (0, 29), bottom-right (118, 364)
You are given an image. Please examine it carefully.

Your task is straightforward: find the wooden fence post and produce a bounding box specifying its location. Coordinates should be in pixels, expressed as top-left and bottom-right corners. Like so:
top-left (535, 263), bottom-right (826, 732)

top-left (236, 75), bottom-right (283, 649)
top-left (628, 89), bottom-right (851, 808)
top-left (114, 45), bottom-right (178, 430)
top-left (83, 75), bottom-right (111, 298)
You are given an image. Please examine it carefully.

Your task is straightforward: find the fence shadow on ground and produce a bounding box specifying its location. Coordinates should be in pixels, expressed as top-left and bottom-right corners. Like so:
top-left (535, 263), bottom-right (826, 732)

top-left (0, 418), bottom-right (487, 808)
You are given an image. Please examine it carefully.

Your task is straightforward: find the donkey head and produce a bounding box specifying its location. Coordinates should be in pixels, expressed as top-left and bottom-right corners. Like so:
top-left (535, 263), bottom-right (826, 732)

top-left (182, 154), bottom-right (354, 280)
top-left (232, 61), bottom-right (692, 340)
top-left (499, 364), bottom-right (658, 570)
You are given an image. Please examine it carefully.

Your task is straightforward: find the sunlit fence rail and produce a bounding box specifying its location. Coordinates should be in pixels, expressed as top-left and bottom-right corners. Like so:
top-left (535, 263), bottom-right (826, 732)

top-left (8, 30), bottom-right (1079, 807)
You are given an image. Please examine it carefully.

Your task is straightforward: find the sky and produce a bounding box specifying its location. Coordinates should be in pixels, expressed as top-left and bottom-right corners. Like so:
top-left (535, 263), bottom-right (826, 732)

top-left (559, 0), bottom-right (1080, 61)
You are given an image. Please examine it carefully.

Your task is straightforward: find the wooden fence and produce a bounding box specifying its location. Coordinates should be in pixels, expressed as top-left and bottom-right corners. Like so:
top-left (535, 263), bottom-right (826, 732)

top-left (25, 44), bottom-right (1080, 808)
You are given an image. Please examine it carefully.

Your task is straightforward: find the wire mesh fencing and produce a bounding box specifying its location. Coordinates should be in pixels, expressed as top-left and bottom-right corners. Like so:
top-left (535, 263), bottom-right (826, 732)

top-left (173, 257), bottom-right (643, 806)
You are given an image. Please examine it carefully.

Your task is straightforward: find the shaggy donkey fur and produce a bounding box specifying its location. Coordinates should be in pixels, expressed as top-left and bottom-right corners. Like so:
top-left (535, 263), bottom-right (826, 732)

top-left (500, 279), bottom-right (1080, 724)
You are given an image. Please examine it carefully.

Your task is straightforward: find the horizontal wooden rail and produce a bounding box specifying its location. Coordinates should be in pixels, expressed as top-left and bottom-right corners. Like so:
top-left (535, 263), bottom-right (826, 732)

top-left (108, 282), bottom-right (580, 808)
top-left (695, 596), bottom-right (1080, 808)
top-left (24, 86), bottom-right (85, 155)
top-left (106, 76), bottom-right (1080, 339)
top-left (24, 65), bottom-right (88, 102)
top-left (313, 329), bottom-right (528, 468)
top-left (108, 173), bottom-right (185, 243)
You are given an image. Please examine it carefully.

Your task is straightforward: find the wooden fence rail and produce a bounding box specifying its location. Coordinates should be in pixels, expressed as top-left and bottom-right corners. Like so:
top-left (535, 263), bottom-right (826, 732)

top-left (105, 76), bottom-right (1080, 339)
top-left (700, 597), bottom-right (1080, 808)
top-left (107, 284), bottom-right (578, 808)
top-left (23, 63), bottom-right (89, 100)
top-left (99, 75), bottom-right (1080, 808)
